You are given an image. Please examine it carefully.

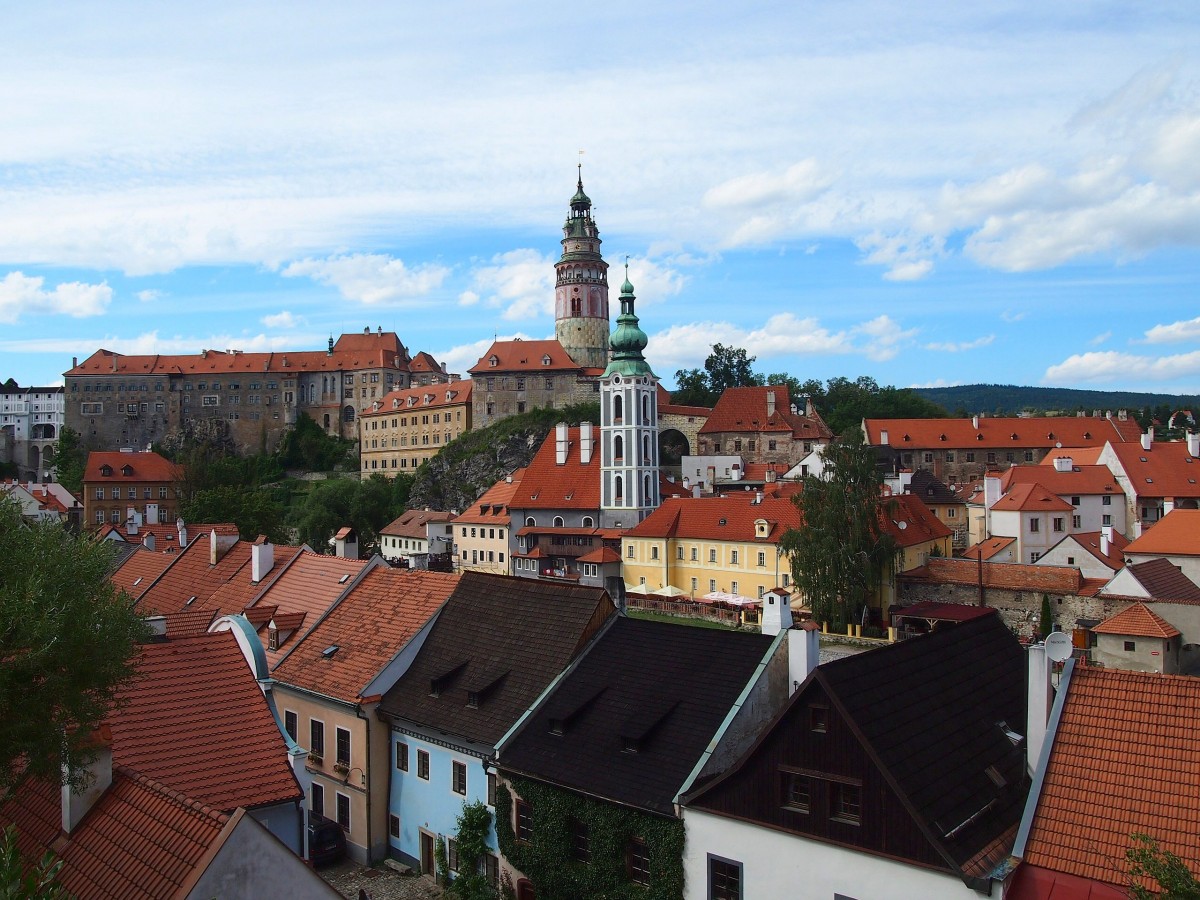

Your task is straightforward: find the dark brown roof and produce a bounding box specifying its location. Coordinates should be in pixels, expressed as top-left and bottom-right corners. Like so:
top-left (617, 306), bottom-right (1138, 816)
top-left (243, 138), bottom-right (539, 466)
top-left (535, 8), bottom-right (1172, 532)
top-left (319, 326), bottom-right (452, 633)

top-left (377, 572), bottom-right (614, 745)
top-left (907, 470), bottom-right (963, 505)
top-left (1122, 558), bottom-right (1200, 601)
top-left (499, 617), bottom-right (777, 816)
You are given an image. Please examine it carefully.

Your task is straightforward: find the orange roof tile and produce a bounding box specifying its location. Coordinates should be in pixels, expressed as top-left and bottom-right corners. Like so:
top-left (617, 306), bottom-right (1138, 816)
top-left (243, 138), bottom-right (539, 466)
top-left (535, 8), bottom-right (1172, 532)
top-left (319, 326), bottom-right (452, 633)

top-left (1103, 440), bottom-right (1200, 498)
top-left (381, 508), bottom-right (456, 539)
top-left (135, 536), bottom-right (254, 616)
top-left (0, 765), bottom-right (229, 900)
top-left (1124, 508), bottom-right (1200, 557)
top-left (962, 536), bottom-right (1017, 561)
top-left (865, 415), bottom-right (1142, 449)
top-left (903, 558), bottom-right (1087, 594)
top-left (1023, 666), bottom-right (1200, 889)
top-left (468, 338), bottom-right (585, 373)
top-left (991, 482), bottom-right (1075, 513)
top-left (1041, 447), bottom-right (1104, 466)
top-left (109, 630), bottom-right (302, 812)
top-left (84, 451), bottom-right (179, 483)
top-left (575, 546), bottom-right (621, 564)
top-left (1058, 529), bottom-right (1129, 568)
top-left (508, 426), bottom-right (602, 510)
top-left (452, 469), bottom-right (526, 525)
top-left (245, 550), bottom-right (369, 666)
top-left (1092, 602), bottom-right (1181, 638)
top-left (700, 386), bottom-right (832, 439)
top-left (624, 493), bottom-right (802, 543)
top-left (999, 463), bottom-right (1122, 497)
top-left (883, 493), bottom-right (954, 547)
top-left (158, 607), bottom-right (219, 638)
top-left (103, 521), bottom-right (194, 550)
top-left (272, 567), bottom-right (458, 702)
top-left (408, 350), bottom-right (446, 373)
top-left (361, 378), bottom-right (472, 418)
top-left (110, 548), bottom-right (176, 601)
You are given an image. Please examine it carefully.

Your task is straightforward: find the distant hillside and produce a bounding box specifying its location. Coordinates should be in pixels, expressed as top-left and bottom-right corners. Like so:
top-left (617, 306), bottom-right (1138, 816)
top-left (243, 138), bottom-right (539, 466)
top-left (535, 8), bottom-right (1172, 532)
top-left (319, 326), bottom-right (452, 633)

top-left (911, 384), bottom-right (1200, 418)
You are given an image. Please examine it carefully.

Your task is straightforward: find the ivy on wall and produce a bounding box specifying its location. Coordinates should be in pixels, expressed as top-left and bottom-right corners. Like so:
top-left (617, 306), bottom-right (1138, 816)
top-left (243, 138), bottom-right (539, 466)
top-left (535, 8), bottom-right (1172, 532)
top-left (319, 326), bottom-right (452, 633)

top-left (496, 775), bottom-right (685, 900)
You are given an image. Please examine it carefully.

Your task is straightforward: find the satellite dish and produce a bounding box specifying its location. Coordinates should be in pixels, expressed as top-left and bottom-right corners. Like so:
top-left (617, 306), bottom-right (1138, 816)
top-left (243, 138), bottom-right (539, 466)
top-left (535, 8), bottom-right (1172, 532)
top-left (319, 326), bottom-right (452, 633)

top-left (1045, 631), bottom-right (1072, 663)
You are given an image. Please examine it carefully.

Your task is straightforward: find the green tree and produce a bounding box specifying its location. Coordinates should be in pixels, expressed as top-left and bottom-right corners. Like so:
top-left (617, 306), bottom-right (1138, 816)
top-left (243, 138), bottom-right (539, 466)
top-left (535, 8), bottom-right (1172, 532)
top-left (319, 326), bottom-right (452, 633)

top-left (671, 344), bottom-right (764, 407)
top-left (1127, 833), bottom-right (1200, 899)
top-left (670, 367), bottom-right (716, 408)
top-left (276, 413), bottom-right (354, 472)
top-left (54, 427), bottom-right (86, 497)
top-left (179, 486), bottom-right (288, 544)
top-left (779, 432), bottom-right (898, 631)
top-left (0, 498), bottom-right (149, 801)
top-left (0, 824), bottom-right (71, 900)
top-left (292, 475), bottom-right (401, 553)
top-left (440, 801), bottom-right (496, 900)
top-left (1039, 593), bottom-right (1054, 639)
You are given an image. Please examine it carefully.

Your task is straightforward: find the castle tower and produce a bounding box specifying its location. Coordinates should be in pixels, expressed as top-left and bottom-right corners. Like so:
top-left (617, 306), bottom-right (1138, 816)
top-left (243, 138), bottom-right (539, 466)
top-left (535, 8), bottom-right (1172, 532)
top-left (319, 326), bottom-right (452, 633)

top-left (554, 167), bottom-right (611, 370)
top-left (600, 267), bottom-right (659, 529)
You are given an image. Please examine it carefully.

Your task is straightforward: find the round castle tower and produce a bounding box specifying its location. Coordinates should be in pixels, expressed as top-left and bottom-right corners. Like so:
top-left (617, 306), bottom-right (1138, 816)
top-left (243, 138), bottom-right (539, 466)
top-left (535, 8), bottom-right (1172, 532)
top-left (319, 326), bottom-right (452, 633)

top-left (554, 167), bottom-right (611, 370)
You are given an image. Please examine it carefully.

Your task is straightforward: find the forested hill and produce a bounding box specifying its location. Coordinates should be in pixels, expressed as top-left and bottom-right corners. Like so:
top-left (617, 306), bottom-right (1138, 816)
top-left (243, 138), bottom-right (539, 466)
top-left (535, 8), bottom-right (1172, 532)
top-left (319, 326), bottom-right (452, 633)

top-left (912, 384), bottom-right (1200, 418)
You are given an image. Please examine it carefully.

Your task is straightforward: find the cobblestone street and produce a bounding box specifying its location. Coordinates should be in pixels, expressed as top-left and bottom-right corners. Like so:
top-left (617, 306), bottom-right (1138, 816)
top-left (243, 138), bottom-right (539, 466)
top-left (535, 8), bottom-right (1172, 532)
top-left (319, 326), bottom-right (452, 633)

top-left (320, 860), bottom-right (443, 900)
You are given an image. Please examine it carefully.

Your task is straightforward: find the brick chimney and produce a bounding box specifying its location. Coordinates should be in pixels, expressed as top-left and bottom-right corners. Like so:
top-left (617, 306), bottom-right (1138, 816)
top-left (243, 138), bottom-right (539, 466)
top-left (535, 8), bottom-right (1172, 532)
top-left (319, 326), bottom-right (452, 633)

top-left (61, 725), bottom-right (113, 834)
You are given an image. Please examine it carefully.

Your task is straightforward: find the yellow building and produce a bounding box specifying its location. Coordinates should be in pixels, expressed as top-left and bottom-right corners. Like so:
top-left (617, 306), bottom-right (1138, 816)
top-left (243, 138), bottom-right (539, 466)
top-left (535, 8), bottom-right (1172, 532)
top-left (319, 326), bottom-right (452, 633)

top-left (359, 380), bottom-right (472, 476)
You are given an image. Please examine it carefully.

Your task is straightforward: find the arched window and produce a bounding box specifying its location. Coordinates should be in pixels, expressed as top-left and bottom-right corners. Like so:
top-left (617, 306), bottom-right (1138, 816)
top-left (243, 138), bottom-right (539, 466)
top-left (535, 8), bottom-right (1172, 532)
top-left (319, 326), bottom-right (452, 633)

top-left (553, 516), bottom-right (565, 528)
top-left (644, 474), bottom-right (652, 503)
top-left (643, 435), bottom-right (651, 464)
top-left (343, 405), bottom-right (355, 422)
top-left (613, 395), bottom-right (623, 423)
top-left (614, 435), bottom-right (623, 462)
top-left (525, 517), bottom-right (535, 527)
top-left (642, 394), bottom-right (650, 423)
top-left (614, 475), bottom-right (623, 502)
top-left (323, 414), bottom-right (331, 430)
top-left (582, 516), bottom-right (594, 528)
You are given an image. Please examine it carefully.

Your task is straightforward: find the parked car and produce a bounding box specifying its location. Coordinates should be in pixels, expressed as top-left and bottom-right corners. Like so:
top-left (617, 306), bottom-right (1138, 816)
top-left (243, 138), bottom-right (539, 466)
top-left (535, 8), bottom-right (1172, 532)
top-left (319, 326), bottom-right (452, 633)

top-left (308, 811), bottom-right (347, 867)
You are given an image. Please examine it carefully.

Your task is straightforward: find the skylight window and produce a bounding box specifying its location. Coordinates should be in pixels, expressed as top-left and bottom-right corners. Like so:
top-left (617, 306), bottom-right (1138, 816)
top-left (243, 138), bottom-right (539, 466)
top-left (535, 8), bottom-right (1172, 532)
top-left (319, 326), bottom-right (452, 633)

top-left (338, 574), bottom-right (351, 584)
top-left (185, 596), bottom-right (197, 606)
top-left (322, 645), bottom-right (339, 659)
top-left (132, 577), bottom-right (142, 586)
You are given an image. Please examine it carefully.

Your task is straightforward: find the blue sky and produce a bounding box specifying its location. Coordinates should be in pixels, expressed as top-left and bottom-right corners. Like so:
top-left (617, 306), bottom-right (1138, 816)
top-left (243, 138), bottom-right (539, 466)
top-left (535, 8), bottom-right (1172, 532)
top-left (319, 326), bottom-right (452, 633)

top-left (2, 3), bottom-right (1199, 395)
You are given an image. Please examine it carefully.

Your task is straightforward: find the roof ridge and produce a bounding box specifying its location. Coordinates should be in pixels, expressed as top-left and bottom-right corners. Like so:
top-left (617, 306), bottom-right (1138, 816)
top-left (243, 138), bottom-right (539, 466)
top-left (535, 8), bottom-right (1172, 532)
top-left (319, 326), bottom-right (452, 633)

top-left (114, 764), bottom-right (230, 823)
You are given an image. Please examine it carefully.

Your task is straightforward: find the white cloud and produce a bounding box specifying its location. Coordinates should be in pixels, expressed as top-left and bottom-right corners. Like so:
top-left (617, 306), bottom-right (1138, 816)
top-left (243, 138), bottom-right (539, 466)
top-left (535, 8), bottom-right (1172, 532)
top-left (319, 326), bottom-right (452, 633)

top-left (883, 260), bottom-right (934, 281)
top-left (924, 335), bottom-right (995, 353)
top-left (622, 257), bottom-right (685, 306)
top-left (435, 332), bottom-right (541, 378)
top-left (0, 272), bottom-right (112, 324)
top-left (458, 290), bottom-right (479, 307)
top-left (281, 253), bottom-right (449, 305)
top-left (647, 312), bottom-right (916, 375)
top-left (136, 289), bottom-right (163, 303)
top-left (1090, 331), bottom-right (1112, 346)
top-left (262, 310), bottom-right (302, 329)
top-left (1141, 315), bottom-right (1200, 344)
top-left (1044, 349), bottom-right (1200, 385)
top-left (1001, 310), bottom-right (1026, 323)
top-left (464, 250), bottom-right (555, 321)
top-left (703, 160), bottom-right (832, 211)
top-left (0, 330), bottom-right (320, 356)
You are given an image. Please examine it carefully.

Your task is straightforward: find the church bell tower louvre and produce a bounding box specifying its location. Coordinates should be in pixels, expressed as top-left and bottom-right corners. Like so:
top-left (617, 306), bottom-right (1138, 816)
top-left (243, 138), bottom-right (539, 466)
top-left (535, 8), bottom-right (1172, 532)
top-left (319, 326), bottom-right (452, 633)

top-left (554, 166), bottom-right (612, 371)
top-left (600, 266), bottom-right (660, 529)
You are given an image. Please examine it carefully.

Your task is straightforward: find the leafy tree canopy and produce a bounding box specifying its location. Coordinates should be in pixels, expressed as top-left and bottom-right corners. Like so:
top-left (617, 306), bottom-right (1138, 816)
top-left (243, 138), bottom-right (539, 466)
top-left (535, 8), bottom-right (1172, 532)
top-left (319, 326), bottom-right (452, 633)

top-left (778, 431), bottom-right (898, 631)
top-left (292, 474), bottom-right (410, 554)
top-left (0, 824), bottom-right (70, 899)
top-left (53, 427), bottom-right (86, 497)
top-left (0, 497), bottom-right (149, 800)
top-left (1127, 833), bottom-right (1200, 900)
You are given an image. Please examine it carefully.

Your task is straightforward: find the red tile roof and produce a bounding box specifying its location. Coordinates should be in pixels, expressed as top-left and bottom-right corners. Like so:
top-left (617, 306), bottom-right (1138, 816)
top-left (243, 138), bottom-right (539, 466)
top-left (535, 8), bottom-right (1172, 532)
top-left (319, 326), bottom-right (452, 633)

top-left (999, 463), bottom-right (1122, 497)
top-left (962, 536), bottom-right (1017, 561)
top-left (576, 546), bottom-right (621, 564)
top-left (273, 567), bottom-right (458, 702)
top-left (451, 469), bottom-right (526, 525)
top-left (0, 765), bottom-right (230, 900)
top-left (67, 331), bottom-right (411, 377)
top-left (111, 548), bottom-right (176, 601)
top-left (361, 379), bottom-right (471, 418)
top-left (624, 493), bottom-right (802, 543)
top-left (1040, 447), bottom-right (1105, 466)
top-left (508, 426), bottom-right (602, 511)
top-left (245, 549), bottom-right (369, 666)
top-left (135, 536), bottom-right (254, 616)
top-left (1103, 440), bottom-right (1200, 498)
top-left (158, 607), bottom-right (219, 638)
top-left (991, 482), bottom-right (1075, 513)
top-left (903, 558), bottom-right (1092, 594)
top-left (1124, 508), bottom-right (1200, 556)
top-left (100, 521), bottom-right (195, 550)
top-left (409, 350), bottom-right (446, 374)
top-left (468, 338), bottom-right (585, 373)
top-left (84, 451), bottom-right (179, 483)
top-left (108, 630), bottom-right (302, 812)
top-left (864, 415), bottom-right (1142, 449)
top-left (381, 508), bottom-right (456, 539)
top-left (1056, 530), bottom-right (1129, 569)
top-left (1092, 602), bottom-right (1181, 638)
top-left (1022, 666), bottom-right (1200, 889)
top-left (700, 386), bottom-right (832, 439)
top-left (883, 493), bottom-right (955, 548)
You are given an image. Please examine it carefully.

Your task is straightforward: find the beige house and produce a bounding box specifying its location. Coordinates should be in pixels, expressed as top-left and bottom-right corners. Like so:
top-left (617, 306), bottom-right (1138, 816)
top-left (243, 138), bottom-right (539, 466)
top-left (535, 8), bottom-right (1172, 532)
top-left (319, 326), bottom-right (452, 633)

top-left (1091, 602), bottom-right (1182, 673)
top-left (359, 380), bottom-right (472, 477)
top-left (271, 565), bottom-right (459, 862)
top-left (452, 468), bottom-right (525, 574)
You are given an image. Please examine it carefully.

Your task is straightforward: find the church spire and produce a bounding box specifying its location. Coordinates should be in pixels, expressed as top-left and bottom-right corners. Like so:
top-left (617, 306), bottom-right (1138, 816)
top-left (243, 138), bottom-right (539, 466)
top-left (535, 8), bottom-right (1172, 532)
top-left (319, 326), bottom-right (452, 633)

top-left (554, 167), bottom-right (610, 370)
top-left (603, 262), bottom-right (653, 378)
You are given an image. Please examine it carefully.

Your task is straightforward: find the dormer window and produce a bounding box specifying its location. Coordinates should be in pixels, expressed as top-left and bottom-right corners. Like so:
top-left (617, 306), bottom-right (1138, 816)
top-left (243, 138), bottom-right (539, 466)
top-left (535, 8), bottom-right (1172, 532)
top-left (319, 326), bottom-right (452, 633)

top-left (542, 355), bottom-right (551, 366)
top-left (268, 625), bottom-right (279, 651)
top-left (489, 355), bottom-right (499, 367)
top-left (754, 519), bottom-right (769, 538)
top-left (100, 464), bottom-right (113, 476)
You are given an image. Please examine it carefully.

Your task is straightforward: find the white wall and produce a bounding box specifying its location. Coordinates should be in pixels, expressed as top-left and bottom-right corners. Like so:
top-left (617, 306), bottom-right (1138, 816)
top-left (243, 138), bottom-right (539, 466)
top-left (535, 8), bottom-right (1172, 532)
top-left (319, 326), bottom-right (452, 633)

top-left (682, 807), bottom-right (992, 900)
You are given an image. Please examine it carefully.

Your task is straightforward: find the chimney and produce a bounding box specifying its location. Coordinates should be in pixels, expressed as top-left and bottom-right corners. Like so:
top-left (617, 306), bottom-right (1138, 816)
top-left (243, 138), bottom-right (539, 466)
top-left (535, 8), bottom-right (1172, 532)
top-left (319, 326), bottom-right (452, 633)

top-left (1141, 429), bottom-right (1153, 451)
top-left (788, 621), bottom-right (821, 694)
top-left (364, 326), bottom-right (370, 334)
top-left (972, 415), bottom-right (980, 430)
top-left (146, 503), bottom-right (159, 525)
top-left (984, 472), bottom-right (1003, 509)
top-left (580, 421), bottom-right (594, 464)
top-left (692, 484), bottom-right (702, 499)
top-left (605, 575), bottom-right (627, 616)
top-left (209, 529), bottom-right (237, 565)
top-left (333, 528), bottom-right (358, 559)
top-left (1188, 432), bottom-right (1200, 458)
top-left (61, 726), bottom-right (113, 834)
top-left (765, 468), bottom-right (777, 484)
top-left (806, 396), bottom-right (814, 417)
top-left (176, 518), bottom-right (188, 548)
top-left (555, 422), bottom-right (569, 466)
top-left (1026, 644), bottom-right (1053, 776)
top-left (1100, 526), bottom-right (1111, 557)
top-left (1053, 455), bottom-right (1073, 472)
top-left (252, 539), bottom-right (275, 583)
top-left (125, 512), bottom-right (138, 536)
top-left (761, 587), bottom-right (793, 636)
top-left (766, 391), bottom-right (776, 418)
top-left (754, 490), bottom-right (763, 505)
top-left (143, 532), bottom-right (155, 551)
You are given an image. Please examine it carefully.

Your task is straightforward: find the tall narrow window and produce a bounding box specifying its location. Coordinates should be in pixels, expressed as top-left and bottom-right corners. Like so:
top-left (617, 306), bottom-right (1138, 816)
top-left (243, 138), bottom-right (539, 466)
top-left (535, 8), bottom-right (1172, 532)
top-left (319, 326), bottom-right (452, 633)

top-left (336, 727), bottom-right (351, 767)
top-left (626, 838), bottom-right (650, 886)
top-left (709, 856), bottom-right (743, 900)
top-left (310, 721), bottom-right (325, 758)
top-left (516, 799), bottom-right (533, 843)
top-left (452, 760), bottom-right (467, 795)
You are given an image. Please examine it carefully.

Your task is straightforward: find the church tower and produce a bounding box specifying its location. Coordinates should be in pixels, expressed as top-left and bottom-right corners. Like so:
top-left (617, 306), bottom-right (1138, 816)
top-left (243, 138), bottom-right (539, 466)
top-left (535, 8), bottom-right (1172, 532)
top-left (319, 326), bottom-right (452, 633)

top-left (554, 167), bottom-right (611, 370)
top-left (600, 267), bottom-right (659, 529)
